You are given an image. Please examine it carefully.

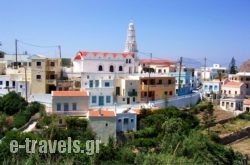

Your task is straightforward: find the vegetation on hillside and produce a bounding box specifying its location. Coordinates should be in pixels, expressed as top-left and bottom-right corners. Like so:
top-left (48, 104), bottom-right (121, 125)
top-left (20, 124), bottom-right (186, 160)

top-left (0, 101), bottom-right (245, 164)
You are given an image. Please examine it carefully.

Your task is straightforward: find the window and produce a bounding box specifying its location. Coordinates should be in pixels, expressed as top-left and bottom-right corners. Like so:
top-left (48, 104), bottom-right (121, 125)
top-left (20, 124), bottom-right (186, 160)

top-left (92, 96), bottom-right (97, 103)
top-left (164, 91), bottom-right (168, 95)
top-left (104, 82), bottom-right (110, 87)
top-left (126, 59), bottom-right (128, 63)
top-left (105, 123), bottom-right (108, 127)
top-left (124, 118), bottom-right (128, 124)
top-left (109, 65), bottom-right (114, 72)
top-left (87, 75), bottom-right (89, 79)
top-left (158, 79), bottom-right (162, 84)
top-left (128, 59), bottom-right (131, 63)
top-left (36, 62), bottom-right (41, 66)
top-left (59, 119), bottom-right (63, 124)
top-left (20, 85), bottom-right (23, 88)
top-left (12, 81), bottom-right (15, 87)
top-left (6, 81), bottom-right (9, 87)
top-left (169, 91), bottom-right (173, 95)
top-left (119, 66), bottom-right (123, 71)
top-left (133, 97), bottom-right (135, 102)
top-left (36, 75), bottom-right (41, 80)
top-left (56, 103), bottom-right (61, 111)
top-left (50, 62), bottom-right (55, 66)
top-left (222, 102), bottom-right (224, 106)
top-left (64, 103), bottom-right (69, 111)
top-left (231, 103), bottom-right (234, 107)
top-left (106, 96), bottom-right (111, 103)
top-left (72, 103), bottom-right (77, 111)
top-left (122, 98), bottom-right (125, 101)
top-left (118, 119), bottom-right (121, 122)
top-left (95, 80), bottom-right (99, 87)
top-left (0, 81), bottom-right (2, 85)
top-left (168, 79), bottom-right (172, 84)
top-left (98, 65), bottom-right (103, 71)
top-left (131, 119), bottom-right (134, 122)
top-left (89, 80), bottom-right (93, 88)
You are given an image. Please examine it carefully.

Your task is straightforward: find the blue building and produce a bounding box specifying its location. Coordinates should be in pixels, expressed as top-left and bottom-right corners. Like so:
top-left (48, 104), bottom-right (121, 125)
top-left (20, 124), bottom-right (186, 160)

top-left (169, 71), bottom-right (192, 96)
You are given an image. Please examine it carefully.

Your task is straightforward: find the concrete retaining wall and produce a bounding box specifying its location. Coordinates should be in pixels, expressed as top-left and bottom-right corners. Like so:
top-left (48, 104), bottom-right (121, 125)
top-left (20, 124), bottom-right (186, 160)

top-left (154, 92), bottom-right (201, 108)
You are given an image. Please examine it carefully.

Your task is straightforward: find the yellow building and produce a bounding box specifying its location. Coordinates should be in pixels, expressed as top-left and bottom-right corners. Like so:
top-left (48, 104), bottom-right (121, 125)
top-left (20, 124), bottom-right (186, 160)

top-left (139, 76), bottom-right (175, 102)
top-left (31, 55), bottom-right (62, 94)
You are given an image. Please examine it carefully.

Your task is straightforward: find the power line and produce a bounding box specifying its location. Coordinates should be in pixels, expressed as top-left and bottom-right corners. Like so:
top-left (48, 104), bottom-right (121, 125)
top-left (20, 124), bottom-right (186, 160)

top-left (17, 40), bottom-right (58, 48)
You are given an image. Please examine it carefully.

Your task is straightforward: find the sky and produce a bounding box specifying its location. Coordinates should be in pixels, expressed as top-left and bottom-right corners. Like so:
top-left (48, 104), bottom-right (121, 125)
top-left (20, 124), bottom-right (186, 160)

top-left (1, 0), bottom-right (250, 68)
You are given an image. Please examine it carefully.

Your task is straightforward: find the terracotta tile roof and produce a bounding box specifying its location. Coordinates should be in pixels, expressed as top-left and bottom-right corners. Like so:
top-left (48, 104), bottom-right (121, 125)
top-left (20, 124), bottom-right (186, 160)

top-left (52, 91), bottom-right (88, 97)
top-left (224, 81), bottom-right (244, 87)
top-left (73, 51), bottom-right (133, 60)
top-left (88, 110), bottom-right (115, 117)
top-left (140, 59), bottom-right (176, 64)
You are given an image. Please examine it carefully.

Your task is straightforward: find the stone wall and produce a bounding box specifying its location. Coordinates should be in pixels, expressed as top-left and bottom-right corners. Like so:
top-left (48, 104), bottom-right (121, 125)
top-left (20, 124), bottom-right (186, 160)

top-left (219, 126), bottom-right (250, 145)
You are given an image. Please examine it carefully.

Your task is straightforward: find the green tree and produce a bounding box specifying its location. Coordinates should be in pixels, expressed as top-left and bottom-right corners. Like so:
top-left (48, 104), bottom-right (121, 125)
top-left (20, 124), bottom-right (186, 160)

top-left (202, 101), bottom-right (216, 134)
top-left (228, 57), bottom-right (238, 74)
top-left (1, 91), bottom-right (27, 115)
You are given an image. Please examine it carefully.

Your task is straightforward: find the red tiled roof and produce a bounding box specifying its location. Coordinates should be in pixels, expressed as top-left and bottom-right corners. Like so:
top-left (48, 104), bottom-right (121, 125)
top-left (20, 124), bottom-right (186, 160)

top-left (52, 91), bottom-right (88, 97)
top-left (224, 81), bottom-right (244, 87)
top-left (88, 110), bottom-right (115, 117)
top-left (73, 51), bottom-right (133, 60)
top-left (140, 59), bottom-right (176, 64)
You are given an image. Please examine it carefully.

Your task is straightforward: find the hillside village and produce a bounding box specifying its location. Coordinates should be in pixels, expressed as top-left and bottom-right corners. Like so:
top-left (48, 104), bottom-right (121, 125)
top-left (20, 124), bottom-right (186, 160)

top-left (0, 22), bottom-right (250, 144)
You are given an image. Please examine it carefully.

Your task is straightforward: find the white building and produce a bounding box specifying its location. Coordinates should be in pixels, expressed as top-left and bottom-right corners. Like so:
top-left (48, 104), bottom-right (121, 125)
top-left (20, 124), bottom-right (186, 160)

top-left (72, 22), bottom-right (140, 107)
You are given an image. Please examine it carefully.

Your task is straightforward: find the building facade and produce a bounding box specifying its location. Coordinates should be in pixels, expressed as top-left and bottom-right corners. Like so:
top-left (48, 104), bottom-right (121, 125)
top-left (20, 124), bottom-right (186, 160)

top-left (31, 55), bottom-right (62, 94)
top-left (51, 91), bottom-right (89, 116)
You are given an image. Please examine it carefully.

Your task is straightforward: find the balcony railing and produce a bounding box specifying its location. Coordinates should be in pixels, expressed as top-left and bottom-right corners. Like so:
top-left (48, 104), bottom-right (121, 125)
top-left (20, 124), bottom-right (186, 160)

top-left (128, 91), bottom-right (138, 96)
top-left (46, 79), bottom-right (56, 84)
top-left (47, 110), bottom-right (87, 116)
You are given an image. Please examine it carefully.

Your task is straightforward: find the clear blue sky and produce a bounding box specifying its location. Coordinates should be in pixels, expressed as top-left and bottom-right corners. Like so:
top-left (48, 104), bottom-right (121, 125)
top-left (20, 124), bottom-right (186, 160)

top-left (1, 0), bottom-right (250, 68)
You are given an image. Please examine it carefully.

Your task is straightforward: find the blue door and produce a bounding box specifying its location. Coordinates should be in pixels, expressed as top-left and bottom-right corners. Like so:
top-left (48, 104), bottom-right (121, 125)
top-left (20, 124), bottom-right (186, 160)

top-left (99, 96), bottom-right (104, 106)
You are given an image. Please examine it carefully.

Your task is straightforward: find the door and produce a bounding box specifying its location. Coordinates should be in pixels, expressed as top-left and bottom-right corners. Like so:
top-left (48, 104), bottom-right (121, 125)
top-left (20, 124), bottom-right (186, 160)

top-left (127, 97), bottom-right (130, 104)
top-left (99, 96), bottom-right (104, 106)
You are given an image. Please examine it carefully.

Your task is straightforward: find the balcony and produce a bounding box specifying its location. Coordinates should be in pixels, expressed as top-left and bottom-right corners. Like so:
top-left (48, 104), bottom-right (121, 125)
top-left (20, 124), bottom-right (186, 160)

top-left (128, 91), bottom-right (138, 96)
top-left (46, 79), bottom-right (56, 84)
top-left (48, 110), bottom-right (87, 116)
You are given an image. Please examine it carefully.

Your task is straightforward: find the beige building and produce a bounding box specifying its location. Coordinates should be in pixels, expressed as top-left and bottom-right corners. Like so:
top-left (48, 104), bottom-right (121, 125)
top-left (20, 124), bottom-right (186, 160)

top-left (228, 72), bottom-right (250, 95)
top-left (221, 79), bottom-right (246, 99)
top-left (31, 55), bottom-right (62, 94)
top-left (114, 77), bottom-right (139, 104)
top-left (51, 91), bottom-right (89, 116)
top-left (220, 79), bottom-right (246, 111)
top-left (87, 110), bottom-right (116, 144)
top-left (139, 76), bottom-right (176, 102)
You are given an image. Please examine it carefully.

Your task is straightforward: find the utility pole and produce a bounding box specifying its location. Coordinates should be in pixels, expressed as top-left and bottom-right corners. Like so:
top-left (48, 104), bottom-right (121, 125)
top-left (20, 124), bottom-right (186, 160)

top-left (58, 45), bottom-right (63, 80)
top-left (204, 57), bottom-right (207, 82)
top-left (15, 39), bottom-right (18, 69)
top-left (178, 57), bottom-right (183, 96)
top-left (24, 66), bottom-right (28, 101)
top-left (146, 53), bottom-right (152, 103)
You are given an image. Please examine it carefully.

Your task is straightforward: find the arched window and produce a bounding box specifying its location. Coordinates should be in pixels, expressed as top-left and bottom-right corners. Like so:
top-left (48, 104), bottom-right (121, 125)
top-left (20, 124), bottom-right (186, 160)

top-left (98, 65), bottom-right (103, 71)
top-left (109, 65), bottom-right (114, 72)
top-left (119, 66), bottom-right (123, 71)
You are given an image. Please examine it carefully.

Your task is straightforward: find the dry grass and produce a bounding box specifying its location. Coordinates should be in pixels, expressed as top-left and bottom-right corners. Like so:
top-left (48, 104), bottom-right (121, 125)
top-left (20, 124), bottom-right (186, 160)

top-left (210, 119), bottom-right (250, 137)
top-left (228, 137), bottom-right (250, 156)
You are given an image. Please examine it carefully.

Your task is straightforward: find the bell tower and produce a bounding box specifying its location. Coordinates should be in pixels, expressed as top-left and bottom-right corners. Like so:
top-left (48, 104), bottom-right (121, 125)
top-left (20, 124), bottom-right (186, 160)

top-left (124, 21), bottom-right (138, 53)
